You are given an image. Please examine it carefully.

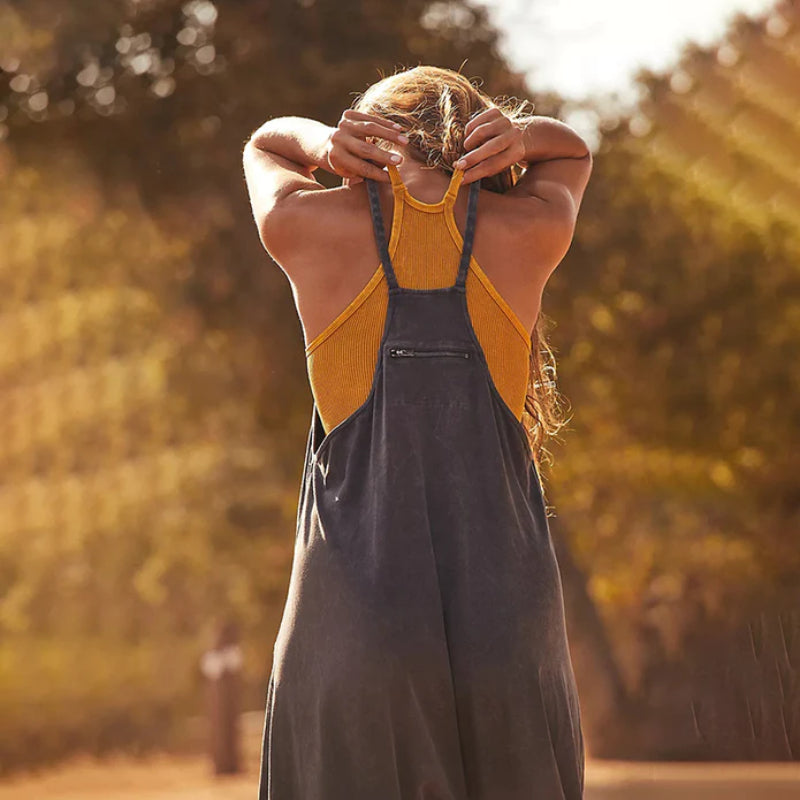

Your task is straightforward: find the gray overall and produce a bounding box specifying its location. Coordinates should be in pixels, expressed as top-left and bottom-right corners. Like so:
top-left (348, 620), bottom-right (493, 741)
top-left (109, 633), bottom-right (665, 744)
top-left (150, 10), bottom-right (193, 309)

top-left (258, 173), bottom-right (585, 799)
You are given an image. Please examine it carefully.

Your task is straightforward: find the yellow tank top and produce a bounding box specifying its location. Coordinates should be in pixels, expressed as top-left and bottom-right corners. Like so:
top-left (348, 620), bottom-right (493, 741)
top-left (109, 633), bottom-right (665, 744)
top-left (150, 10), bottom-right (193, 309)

top-left (305, 163), bottom-right (533, 433)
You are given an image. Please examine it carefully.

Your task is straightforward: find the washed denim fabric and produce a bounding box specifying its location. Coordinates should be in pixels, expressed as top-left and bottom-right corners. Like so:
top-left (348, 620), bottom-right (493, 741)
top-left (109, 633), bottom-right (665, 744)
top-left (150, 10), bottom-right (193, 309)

top-left (258, 174), bottom-right (585, 800)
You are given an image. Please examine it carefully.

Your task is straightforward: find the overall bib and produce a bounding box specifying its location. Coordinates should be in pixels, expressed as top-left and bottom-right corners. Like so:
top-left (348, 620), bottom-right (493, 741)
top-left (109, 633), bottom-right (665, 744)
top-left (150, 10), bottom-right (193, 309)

top-left (259, 171), bottom-right (585, 799)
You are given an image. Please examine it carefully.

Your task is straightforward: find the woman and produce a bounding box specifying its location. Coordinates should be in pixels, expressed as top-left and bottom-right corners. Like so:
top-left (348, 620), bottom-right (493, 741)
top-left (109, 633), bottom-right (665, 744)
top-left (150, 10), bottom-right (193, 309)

top-left (243, 65), bottom-right (592, 800)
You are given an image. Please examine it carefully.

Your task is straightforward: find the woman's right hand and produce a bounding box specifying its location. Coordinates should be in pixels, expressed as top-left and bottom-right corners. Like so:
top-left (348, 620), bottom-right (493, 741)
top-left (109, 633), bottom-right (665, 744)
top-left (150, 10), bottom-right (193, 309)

top-left (322, 109), bottom-right (409, 185)
top-left (455, 107), bottom-right (528, 184)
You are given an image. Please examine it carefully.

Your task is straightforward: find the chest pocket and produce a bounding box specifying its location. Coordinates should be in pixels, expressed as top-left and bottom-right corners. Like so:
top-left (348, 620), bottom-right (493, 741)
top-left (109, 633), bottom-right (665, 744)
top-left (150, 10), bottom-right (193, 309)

top-left (384, 342), bottom-right (478, 409)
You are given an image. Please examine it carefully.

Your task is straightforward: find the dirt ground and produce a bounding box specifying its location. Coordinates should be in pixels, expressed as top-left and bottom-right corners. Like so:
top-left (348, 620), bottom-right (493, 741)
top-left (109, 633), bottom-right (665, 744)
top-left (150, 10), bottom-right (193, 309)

top-left (1, 754), bottom-right (799, 800)
top-left (586, 760), bottom-right (800, 800)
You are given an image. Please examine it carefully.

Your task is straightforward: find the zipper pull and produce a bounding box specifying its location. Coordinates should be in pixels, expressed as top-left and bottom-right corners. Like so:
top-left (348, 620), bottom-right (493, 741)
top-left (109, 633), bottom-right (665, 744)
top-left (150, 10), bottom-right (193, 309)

top-left (390, 348), bottom-right (416, 357)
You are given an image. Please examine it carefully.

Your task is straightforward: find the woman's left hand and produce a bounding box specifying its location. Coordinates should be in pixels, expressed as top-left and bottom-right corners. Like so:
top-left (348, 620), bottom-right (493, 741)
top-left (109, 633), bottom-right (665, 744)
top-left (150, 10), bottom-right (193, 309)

top-left (322, 109), bottom-right (407, 187)
top-left (455, 107), bottom-right (527, 184)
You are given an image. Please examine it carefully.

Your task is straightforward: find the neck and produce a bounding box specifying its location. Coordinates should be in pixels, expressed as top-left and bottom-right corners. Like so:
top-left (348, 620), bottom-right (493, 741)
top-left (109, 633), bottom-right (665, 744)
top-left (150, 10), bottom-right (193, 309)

top-left (392, 149), bottom-right (458, 203)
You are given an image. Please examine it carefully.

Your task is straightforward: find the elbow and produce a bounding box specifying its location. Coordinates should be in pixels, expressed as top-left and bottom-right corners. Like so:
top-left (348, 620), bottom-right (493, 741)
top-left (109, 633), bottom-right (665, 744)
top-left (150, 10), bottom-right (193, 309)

top-left (243, 116), bottom-right (283, 154)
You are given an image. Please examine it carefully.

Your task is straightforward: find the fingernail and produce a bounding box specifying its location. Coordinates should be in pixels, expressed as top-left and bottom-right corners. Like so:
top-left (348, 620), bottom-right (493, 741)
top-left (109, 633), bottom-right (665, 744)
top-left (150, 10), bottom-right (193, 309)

top-left (455, 159), bottom-right (465, 169)
top-left (398, 134), bottom-right (409, 143)
top-left (393, 122), bottom-right (403, 129)
top-left (391, 154), bottom-right (402, 162)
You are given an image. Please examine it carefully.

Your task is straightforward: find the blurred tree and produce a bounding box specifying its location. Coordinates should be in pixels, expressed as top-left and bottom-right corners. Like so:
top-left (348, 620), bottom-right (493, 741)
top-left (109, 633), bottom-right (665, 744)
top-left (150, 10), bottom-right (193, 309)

top-left (3, 0), bottom-right (796, 766)
top-left (545, 2), bottom-right (800, 757)
top-left (0, 0), bottom-right (545, 770)
top-left (0, 0), bottom-right (533, 630)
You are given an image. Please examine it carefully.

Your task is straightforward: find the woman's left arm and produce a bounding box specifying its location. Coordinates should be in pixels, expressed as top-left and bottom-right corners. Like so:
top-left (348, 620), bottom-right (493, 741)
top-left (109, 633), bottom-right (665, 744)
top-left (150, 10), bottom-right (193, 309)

top-left (242, 113), bottom-right (406, 259)
top-left (242, 116), bottom-right (333, 251)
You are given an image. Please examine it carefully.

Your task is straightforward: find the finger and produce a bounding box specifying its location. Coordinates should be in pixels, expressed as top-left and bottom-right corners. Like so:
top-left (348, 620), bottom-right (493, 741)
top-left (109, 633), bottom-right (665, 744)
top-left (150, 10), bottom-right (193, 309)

top-left (456, 130), bottom-right (514, 170)
top-left (464, 107), bottom-right (503, 139)
top-left (341, 117), bottom-right (408, 145)
top-left (464, 115), bottom-right (511, 152)
top-left (342, 108), bottom-right (404, 133)
top-left (340, 153), bottom-right (390, 182)
top-left (461, 150), bottom-right (514, 184)
top-left (358, 160), bottom-right (392, 182)
top-left (351, 137), bottom-right (403, 167)
top-left (359, 120), bottom-right (409, 145)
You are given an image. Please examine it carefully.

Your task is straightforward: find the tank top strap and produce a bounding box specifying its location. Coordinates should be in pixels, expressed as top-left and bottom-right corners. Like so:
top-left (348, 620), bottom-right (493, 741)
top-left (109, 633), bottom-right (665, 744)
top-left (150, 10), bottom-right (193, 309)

top-left (442, 167), bottom-right (466, 207)
top-left (366, 166), bottom-right (480, 292)
top-left (386, 164), bottom-right (464, 211)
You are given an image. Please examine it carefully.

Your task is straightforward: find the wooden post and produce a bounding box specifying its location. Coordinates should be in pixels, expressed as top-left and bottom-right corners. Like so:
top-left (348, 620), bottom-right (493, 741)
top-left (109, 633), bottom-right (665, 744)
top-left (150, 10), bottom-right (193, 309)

top-left (200, 619), bottom-right (242, 775)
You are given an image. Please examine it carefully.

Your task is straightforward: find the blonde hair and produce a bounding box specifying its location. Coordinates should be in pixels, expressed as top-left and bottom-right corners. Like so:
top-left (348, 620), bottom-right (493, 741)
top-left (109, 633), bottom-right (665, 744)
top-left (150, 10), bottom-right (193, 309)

top-left (352, 65), bottom-right (571, 493)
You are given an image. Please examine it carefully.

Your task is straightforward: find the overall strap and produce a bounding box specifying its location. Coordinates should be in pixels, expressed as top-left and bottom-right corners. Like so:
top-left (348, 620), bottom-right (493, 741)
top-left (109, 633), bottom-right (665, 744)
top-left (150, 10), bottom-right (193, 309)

top-left (454, 179), bottom-right (481, 289)
top-left (365, 177), bottom-right (399, 290)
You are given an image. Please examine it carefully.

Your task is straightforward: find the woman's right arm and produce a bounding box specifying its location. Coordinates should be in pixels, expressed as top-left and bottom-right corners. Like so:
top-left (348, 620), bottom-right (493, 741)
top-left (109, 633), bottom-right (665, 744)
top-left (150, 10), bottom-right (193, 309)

top-left (456, 109), bottom-right (592, 222)
top-left (509, 116), bottom-right (593, 221)
top-left (456, 108), bottom-right (594, 278)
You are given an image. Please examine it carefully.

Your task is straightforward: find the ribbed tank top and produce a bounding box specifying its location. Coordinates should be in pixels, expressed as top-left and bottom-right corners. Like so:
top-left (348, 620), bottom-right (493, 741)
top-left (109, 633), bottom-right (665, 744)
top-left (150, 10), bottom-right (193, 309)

top-left (305, 163), bottom-right (533, 433)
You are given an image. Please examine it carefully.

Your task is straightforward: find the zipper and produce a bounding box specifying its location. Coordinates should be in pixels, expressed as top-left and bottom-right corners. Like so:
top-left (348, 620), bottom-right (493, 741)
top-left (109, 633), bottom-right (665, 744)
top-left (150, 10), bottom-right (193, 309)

top-left (389, 347), bottom-right (471, 359)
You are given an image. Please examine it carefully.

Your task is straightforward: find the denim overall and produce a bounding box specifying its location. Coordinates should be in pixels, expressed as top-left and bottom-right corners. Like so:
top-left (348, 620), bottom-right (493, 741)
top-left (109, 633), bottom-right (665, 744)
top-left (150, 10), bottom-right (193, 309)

top-left (259, 170), bottom-right (585, 799)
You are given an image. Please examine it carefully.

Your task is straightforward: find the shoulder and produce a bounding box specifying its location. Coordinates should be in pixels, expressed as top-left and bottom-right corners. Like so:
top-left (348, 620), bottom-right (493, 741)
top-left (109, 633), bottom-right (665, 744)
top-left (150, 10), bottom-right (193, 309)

top-left (484, 153), bottom-right (593, 272)
top-left (243, 146), bottom-right (371, 282)
top-left (262, 184), bottom-right (366, 260)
